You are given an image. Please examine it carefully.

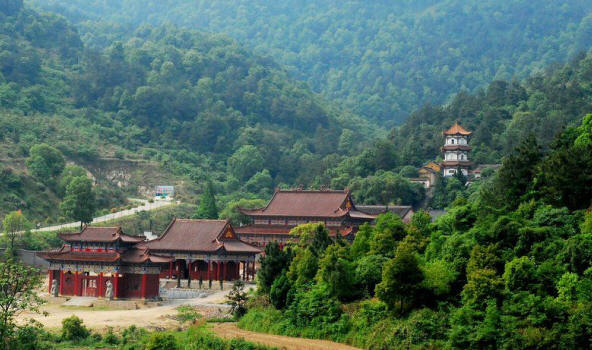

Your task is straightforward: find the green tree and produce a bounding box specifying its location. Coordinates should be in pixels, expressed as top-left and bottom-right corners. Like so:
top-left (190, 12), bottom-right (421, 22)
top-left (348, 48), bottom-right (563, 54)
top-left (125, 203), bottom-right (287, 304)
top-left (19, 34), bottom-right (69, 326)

top-left (561, 234), bottom-right (592, 274)
top-left (25, 144), bottom-right (65, 182)
top-left (493, 135), bottom-right (542, 208)
top-left (310, 224), bottom-right (332, 257)
top-left (59, 176), bottom-right (95, 228)
top-left (195, 181), bottom-right (218, 219)
top-left (58, 165), bottom-right (87, 197)
top-left (257, 242), bottom-right (292, 293)
top-left (538, 116), bottom-right (592, 210)
top-left (1, 211), bottom-right (31, 253)
top-left (316, 244), bottom-right (357, 300)
top-left (473, 301), bottom-right (502, 349)
top-left (557, 272), bottom-right (579, 303)
top-left (355, 254), bottom-right (387, 297)
top-left (370, 213), bottom-right (406, 257)
top-left (243, 169), bottom-right (273, 194)
top-left (287, 248), bottom-right (318, 287)
top-left (227, 145), bottom-right (265, 181)
top-left (461, 268), bottom-right (504, 310)
top-left (270, 271), bottom-right (291, 309)
top-left (422, 259), bottom-right (457, 297)
top-left (61, 315), bottom-right (89, 341)
top-left (375, 242), bottom-right (424, 313)
top-left (503, 256), bottom-right (538, 293)
top-left (219, 198), bottom-right (266, 225)
top-left (350, 223), bottom-right (373, 259)
top-left (0, 259), bottom-right (43, 348)
top-left (226, 280), bottom-right (249, 319)
top-left (581, 210), bottom-right (592, 235)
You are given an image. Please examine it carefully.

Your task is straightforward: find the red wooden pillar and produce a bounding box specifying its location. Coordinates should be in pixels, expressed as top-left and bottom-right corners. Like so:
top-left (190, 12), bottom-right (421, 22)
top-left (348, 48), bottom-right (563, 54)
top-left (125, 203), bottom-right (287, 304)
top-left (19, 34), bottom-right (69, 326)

top-left (216, 261), bottom-right (220, 281)
top-left (48, 270), bottom-right (53, 294)
top-left (187, 261), bottom-right (192, 288)
top-left (113, 273), bottom-right (119, 299)
top-left (207, 260), bottom-right (211, 281)
top-left (223, 262), bottom-right (227, 281)
top-left (242, 261), bottom-right (246, 281)
top-left (98, 273), bottom-right (104, 298)
top-left (141, 274), bottom-right (147, 299)
top-left (168, 261), bottom-right (173, 279)
top-left (74, 271), bottom-right (80, 296)
top-left (59, 270), bottom-right (64, 295)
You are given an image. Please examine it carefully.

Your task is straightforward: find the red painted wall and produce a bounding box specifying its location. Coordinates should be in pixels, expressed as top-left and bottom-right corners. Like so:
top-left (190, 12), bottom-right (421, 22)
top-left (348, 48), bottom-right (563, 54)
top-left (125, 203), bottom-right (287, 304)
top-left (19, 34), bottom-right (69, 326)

top-left (145, 274), bottom-right (160, 298)
top-left (61, 271), bottom-right (75, 296)
top-left (119, 273), bottom-right (143, 299)
top-left (119, 273), bottom-right (160, 299)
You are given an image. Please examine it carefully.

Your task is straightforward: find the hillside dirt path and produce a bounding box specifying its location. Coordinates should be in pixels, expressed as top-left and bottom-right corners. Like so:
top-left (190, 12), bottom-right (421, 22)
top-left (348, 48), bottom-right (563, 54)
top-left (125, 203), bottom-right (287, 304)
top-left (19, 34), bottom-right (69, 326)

top-left (32, 198), bottom-right (175, 232)
top-left (212, 323), bottom-right (362, 350)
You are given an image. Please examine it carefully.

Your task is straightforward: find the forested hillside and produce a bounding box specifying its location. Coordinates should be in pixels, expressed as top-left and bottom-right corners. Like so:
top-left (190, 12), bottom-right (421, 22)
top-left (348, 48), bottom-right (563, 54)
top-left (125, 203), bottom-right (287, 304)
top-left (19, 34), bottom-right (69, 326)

top-left (241, 112), bottom-right (592, 349)
top-left (0, 0), bottom-right (379, 221)
top-left (322, 50), bottom-right (592, 209)
top-left (391, 51), bottom-right (592, 166)
top-left (31, 0), bottom-right (592, 124)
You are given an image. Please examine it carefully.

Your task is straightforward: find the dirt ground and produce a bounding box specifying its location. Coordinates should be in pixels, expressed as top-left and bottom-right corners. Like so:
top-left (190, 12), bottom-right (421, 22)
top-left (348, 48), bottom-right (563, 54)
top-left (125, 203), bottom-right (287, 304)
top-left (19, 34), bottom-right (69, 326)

top-left (23, 287), bottom-right (361, 350)
top-left (22, 289), bottom-right (231, 332)
top-left (212, 323), bottom-right (362, 350)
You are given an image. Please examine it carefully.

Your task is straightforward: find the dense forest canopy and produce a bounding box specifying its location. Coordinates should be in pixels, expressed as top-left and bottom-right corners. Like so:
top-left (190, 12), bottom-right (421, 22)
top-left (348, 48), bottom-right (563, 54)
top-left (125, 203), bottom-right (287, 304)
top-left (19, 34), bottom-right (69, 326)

top-left (30, 0), bottom-right (592, 125)
top-left (315, 50), bottom-right (592, 210)
top-left (390, 51), bottom-right (592, 166)
top-left (0, 1), bottom-right (382, 221)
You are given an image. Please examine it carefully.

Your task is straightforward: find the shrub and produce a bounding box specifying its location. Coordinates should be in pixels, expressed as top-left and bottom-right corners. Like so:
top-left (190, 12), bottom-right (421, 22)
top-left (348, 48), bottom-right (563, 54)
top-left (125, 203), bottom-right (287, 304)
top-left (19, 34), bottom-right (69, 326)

top-left (61, 315), bottom-right (89, 341)
top-left (104, 326), bottom-right (119, 345)
top-left (12, 322), bottom-right (48, 350)
top-left (177, 305), bottom-right (202, 323)
top-left (121, 325), bottom-right (148, 349)
top-left (227, 280), bottom-right (249, 319)
top-left (91, 332), bottom-right (102, 342)
top-left (146, 333), bottom-right (177, 350)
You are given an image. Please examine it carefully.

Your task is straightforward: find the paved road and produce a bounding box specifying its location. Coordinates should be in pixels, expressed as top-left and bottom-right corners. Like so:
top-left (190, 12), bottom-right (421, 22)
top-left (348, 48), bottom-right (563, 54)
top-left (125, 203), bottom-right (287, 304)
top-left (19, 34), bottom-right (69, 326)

top-left (32, 199), bottom-right (175, 232)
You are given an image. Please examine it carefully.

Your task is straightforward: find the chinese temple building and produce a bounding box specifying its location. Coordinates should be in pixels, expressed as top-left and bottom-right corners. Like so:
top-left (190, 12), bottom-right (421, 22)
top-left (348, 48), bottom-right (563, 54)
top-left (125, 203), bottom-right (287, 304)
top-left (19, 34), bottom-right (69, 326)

top-left (139, 219), bottom-right (261, 288)
top-left (441, 123), bottom-right (472, 176)
top-left (37, 226), bottom-right (172, 299)
top-left (355, 205), bottom-right (414, 223)
top-left (412, 161), bottom-right (442, 188)
top-left (235, 189), bottom-right (379, 247)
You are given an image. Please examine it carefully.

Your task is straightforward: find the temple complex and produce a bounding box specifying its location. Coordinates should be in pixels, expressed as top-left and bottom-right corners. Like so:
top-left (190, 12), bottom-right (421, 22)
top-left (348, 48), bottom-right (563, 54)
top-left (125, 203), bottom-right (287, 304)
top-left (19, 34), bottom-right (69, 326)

top-left (37, 226), bottom-right (172, 299)
top-left (139, 219), bottom-right (261, 288)
top-left (38, 219), bottom-right (261, 299)
top-left (235, 189), bottom-right (384, 247)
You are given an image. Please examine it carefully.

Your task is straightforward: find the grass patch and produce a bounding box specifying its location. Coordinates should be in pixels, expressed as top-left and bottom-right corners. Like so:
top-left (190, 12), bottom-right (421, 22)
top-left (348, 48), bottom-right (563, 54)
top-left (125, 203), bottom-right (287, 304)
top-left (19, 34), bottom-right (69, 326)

top-left (206, 317), bottom-right (235, 323)
top-left (176, 305), bottom-right (203, 323)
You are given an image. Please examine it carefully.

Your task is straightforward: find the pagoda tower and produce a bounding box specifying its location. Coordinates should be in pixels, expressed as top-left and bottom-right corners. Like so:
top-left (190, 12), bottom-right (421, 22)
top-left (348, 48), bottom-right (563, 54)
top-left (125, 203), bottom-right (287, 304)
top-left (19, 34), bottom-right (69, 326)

top-left (441, 123), bottom-right (472, 176)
